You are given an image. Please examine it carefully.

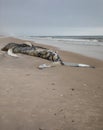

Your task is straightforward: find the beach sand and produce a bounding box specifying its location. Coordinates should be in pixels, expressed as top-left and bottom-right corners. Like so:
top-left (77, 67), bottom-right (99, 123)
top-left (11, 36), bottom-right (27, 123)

top-left (0, 37), bottom-right (103, 130)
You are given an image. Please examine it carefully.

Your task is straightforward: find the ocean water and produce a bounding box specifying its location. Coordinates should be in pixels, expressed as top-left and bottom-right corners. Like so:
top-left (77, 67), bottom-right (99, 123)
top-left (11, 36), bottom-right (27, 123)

top-left (17, 35), bottom-right (103, 60)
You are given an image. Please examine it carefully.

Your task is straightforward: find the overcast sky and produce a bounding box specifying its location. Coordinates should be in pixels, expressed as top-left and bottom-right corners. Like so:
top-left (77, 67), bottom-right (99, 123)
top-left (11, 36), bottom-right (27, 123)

top-left (0, 0), bottom-right (103, 35)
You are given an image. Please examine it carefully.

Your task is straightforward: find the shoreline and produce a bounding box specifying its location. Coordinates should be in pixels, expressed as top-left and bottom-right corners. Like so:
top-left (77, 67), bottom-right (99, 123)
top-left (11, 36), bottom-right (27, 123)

top-left (0, 37), bottom-right (103, 130)
top-left (11, 36), bottom-right (103, 61)
top-left (0, 37), bottom-right (103, 69)
top-left (0, 36), bottom-right (103, 61)
top-left (0, 36), bottom-right (103, 63)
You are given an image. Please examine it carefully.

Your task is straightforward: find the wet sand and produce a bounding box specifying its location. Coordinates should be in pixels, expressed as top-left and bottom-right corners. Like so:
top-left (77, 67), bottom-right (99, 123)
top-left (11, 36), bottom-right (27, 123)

top-left (0, 37), bottom-right (103, 130)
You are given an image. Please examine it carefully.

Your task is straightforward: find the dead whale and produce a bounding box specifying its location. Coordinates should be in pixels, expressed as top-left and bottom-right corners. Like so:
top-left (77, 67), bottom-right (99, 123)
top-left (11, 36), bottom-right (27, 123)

top-left (1, 42), bottom-right (95, 69)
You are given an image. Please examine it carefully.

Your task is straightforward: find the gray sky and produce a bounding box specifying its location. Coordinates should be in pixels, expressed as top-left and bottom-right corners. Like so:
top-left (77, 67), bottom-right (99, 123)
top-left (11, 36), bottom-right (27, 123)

top-left (0, 0), bottom-right (103, 35)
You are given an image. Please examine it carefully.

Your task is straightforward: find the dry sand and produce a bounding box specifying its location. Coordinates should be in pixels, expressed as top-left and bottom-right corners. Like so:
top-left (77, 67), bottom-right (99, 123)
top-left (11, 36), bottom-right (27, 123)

top-left (0, 37), bottom-right (103, 130)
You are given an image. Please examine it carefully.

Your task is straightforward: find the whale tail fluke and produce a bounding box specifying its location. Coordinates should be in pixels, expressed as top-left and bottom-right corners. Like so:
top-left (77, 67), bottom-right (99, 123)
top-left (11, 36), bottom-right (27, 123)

top-left (7, 48), bottom-right (19, 57)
